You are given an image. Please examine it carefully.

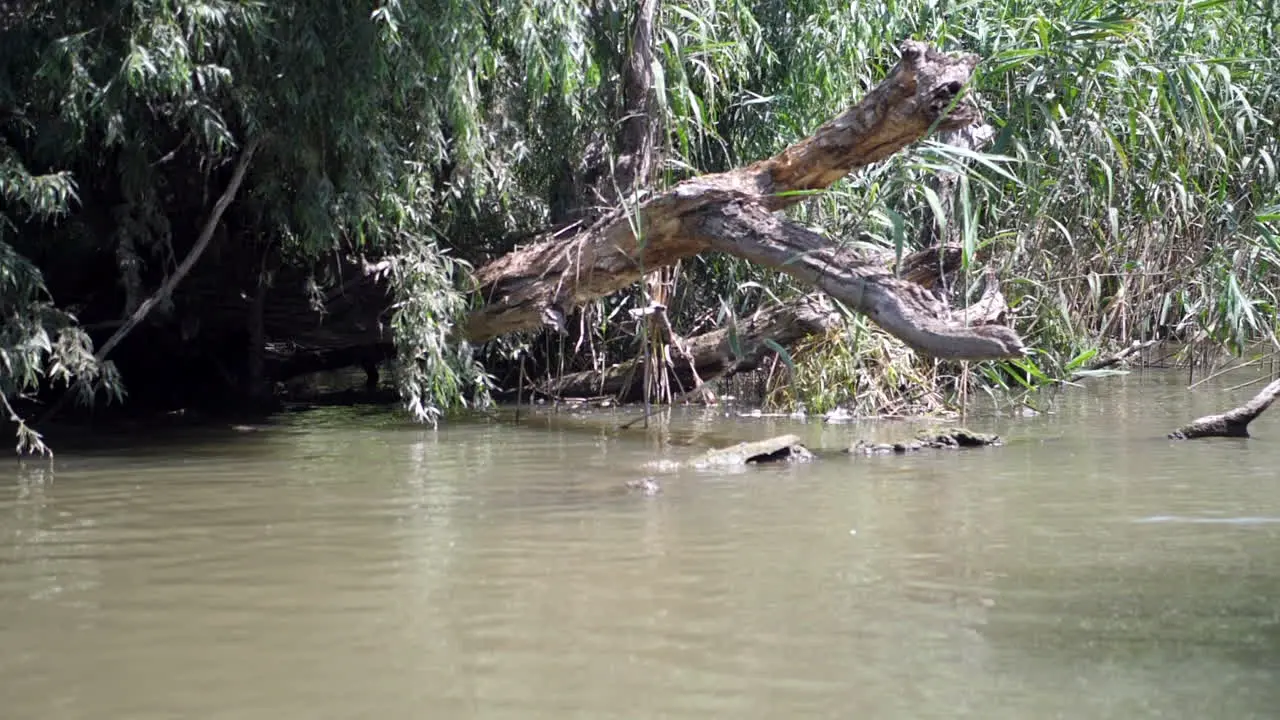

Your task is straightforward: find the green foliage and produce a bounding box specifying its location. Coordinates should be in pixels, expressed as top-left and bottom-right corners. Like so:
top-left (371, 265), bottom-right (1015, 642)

top-left (430, 0), bottom-right (1280, 414)
top-left (650, 0), bottom-right (1280, 411)
top-left (0, 0), bottom-right (631, 444)
top-left (959, 0), bottom-right (1280, 359)
top-left (1, 163), bottom-right (121, 454)
top-left (4, 0), bottom-right (1280, 443)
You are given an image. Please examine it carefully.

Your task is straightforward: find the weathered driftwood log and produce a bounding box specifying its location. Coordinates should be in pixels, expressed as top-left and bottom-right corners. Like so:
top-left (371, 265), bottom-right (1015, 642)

top-left (1168, 378), bottom-right (1280, 439)
top-left (850, 427), bottom-right (1002, 455)
top-left (463, 41), bottom-right (1026, 362)
top-left (542, 243), bottom-right (982, 401)
top-left (695, 202), bottom-right (1020, 358)
top-left (689, 434), bottom-right (816, 468)
top-left (627, 434), bottom-right (813, 487)
top-left (541, 294), bottom-right (840, 400)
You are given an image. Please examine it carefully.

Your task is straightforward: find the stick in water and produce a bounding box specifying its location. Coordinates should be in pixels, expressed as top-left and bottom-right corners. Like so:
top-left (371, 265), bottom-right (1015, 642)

top-left (1168, 377), bottom-right (1280, 439)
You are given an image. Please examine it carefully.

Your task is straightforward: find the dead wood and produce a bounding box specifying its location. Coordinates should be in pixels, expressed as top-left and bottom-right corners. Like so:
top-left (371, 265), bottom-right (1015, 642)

top-left (688, 434), bottom-right (815, 467)
top-left (850, 427), bottom-right (1002, 454)
top-left (893, 243), bottom-right (963, 289)
top-left (610, 0), bottom-right (661, 200)
top-left (541, 244), bottom-right (999, 401)
top-left (1084, 339), bottom-right (1157, 371)
top-left (463, 41), bottom-right (1025, 361)
top-left (541, 293), bottom-right (840, 400)
top-left (952, 266), bottom-right (1010, 327)
top-left (918, 123), bottom-right (996, 251)
top-left (1169, 378), bottom-right (1280, 440)
top-left (695, 202), bottom-right (1021, 359)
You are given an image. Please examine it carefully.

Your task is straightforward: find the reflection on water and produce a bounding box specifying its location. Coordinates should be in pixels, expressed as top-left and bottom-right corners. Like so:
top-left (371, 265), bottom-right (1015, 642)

top-left (3, 371), bottom-right (1280, 719)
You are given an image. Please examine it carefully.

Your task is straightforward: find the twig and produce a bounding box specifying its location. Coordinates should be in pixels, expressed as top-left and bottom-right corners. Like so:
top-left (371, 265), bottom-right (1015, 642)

top-left (1187, 350), bottom-right (1279, 390)
top-left (654, 304), bottom-right (714, 403)
top-left (1080, 339), bottom-right (1158, 373)
top-left (618, 377), bottom-right (713, 430)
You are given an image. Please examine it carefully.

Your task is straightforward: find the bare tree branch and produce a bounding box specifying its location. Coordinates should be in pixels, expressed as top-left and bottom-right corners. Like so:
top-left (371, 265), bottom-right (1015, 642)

top-left (462, 41), bottom-right (1025, 362)
top-left (1169, 378), bottom-right (1280, 439)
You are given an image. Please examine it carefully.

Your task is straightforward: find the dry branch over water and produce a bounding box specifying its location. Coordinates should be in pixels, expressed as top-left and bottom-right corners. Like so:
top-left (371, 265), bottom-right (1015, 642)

top-left (463, 41), bottom-right (1026, 362)
top-left (1169, 378), bottom-right (1280, 440)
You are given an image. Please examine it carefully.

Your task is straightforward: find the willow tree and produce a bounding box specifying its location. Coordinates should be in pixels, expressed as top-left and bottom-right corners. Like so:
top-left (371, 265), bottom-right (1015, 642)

top-left (2, 0), bottom-right (626, 451)
top-left (7, 0), bottom-right (1277, 453)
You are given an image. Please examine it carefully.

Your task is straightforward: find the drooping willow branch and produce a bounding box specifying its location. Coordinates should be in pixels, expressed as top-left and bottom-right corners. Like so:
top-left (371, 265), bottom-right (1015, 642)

top-left (37, 136), bottom-right (264, 426)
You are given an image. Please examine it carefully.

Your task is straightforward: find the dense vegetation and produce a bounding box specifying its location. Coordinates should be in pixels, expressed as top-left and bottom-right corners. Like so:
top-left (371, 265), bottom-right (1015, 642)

top-left (3, 0), bottom-right (1279, 453)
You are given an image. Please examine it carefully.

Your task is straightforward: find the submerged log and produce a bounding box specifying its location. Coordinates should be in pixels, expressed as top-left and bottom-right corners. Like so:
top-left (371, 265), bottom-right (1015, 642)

top-left (1168, 378), bottom-right (1280, 440)
top-left (542, 243), bottom-right (981, 401)
top-left (850, 427), bottom-right (1002, 455)
top-left (541, 294), bottom-right (840, 400)
top-left (688, 434), bottom-right (816, 467)
top-left (464, 41), bottom-right (1026, 362)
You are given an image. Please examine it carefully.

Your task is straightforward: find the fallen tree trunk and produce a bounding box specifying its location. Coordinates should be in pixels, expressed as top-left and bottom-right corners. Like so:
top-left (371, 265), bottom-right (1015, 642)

top-left (541, 293), bottom-right (840, 400)
top-left (540, 242), bottom-right (987, 401)
top-left (694, 202), bottom-right (1020, 358)
top-left (1168, 378), bottom-right (1280, 439)
top-left (463, 41), bottom-right (1026, 362)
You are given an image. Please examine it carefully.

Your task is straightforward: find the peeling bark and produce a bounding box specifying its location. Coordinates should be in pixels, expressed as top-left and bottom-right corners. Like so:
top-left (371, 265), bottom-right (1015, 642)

top-left (542, 242), bottom-right (989, 400)
top-left (464, 41), bottom-right (1024, 361)
top-left (1168, 378), bottom-right (1280, 440)
top-left (893, 243), bottom-right (963, 289)
top-left (541, 293), bottom-right (840, 400)
top-left (695, 203), bottom-right (1022, 360)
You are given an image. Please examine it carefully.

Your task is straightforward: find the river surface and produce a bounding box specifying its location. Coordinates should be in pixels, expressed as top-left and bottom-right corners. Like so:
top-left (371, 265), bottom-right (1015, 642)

top-left (3, 371), bottom-right (1280, 719)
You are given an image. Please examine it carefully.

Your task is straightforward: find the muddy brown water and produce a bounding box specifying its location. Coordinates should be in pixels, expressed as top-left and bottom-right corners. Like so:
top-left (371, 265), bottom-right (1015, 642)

top-left (3, 371), bottom-right (1279, 719)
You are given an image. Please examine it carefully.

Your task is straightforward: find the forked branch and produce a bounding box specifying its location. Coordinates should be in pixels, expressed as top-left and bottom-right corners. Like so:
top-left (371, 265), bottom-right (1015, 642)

top-left (463, 41), bottom-right (1026, 362)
